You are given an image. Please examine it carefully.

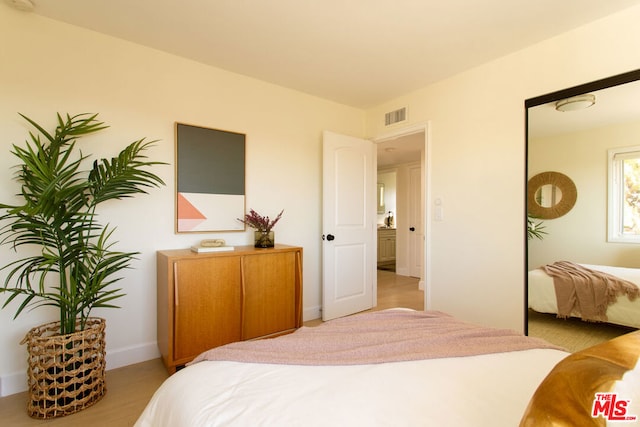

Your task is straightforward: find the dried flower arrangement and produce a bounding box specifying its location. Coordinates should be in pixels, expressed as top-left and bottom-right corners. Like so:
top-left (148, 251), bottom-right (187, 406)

top-left (238, 209), bottom-right (284, 232)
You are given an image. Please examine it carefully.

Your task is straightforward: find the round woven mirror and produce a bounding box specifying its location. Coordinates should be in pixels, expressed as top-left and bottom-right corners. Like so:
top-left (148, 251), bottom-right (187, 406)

top-left (527, 171), bottom-right (577, 219)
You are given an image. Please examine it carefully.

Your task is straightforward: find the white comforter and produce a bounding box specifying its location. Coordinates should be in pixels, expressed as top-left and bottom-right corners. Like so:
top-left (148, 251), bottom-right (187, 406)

top-left (135, 348), bottom-right (567, 427)
top-left (528, 263), bottom-right (640, 328)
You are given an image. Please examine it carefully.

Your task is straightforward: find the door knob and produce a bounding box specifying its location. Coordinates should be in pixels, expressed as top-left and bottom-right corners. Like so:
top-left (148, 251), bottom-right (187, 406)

top-left (409, 227), bottom-right (415, 231)
top-left (326, 234), bottom-right (335, 241)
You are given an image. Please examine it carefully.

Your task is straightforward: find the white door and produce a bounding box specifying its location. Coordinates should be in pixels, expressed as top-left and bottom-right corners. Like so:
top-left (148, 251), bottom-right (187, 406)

top-left (322, 131), bottom-right (376, 321)
top-left (409, 164), bottom-right (424, 278)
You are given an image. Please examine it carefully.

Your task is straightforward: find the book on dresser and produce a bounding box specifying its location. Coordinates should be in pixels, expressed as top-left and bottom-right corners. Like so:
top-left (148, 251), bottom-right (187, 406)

top-left (190, 245), bottom-right (234, 253)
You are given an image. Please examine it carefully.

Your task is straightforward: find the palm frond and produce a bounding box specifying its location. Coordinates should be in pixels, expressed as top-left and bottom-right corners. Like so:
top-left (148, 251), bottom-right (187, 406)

top-left (527, 215), bottom-right (547, 240)
top-left (89, 139), bottom-right (166, 204)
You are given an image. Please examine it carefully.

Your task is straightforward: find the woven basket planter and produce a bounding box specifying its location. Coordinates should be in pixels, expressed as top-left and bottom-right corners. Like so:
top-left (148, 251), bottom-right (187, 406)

top-left (21, 317), bottom-right (106, 419)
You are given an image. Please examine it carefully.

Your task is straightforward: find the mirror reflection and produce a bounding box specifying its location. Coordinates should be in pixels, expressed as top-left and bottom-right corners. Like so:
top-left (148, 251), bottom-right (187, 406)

top-left (377, 183), bottom-right (385, 214)
top-left (535, 184), bottom-right (562, 208)
top-left (527, 171), bottom-right (577, 220)
top-left (526, 70), bottom-right (640, 347)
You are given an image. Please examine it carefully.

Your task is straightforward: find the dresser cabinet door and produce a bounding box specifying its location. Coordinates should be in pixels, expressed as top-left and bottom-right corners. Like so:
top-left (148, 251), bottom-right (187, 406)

top-left (173, 256), bottom-right (242, 361)
top-left (242, 251), bottom-right (298, 340)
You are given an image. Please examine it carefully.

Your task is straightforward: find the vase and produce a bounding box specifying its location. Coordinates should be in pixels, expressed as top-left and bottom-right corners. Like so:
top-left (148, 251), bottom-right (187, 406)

top-left (254, 230), bottom-right (275, 248)
top-left (21, 317), bottom-right (106, 419)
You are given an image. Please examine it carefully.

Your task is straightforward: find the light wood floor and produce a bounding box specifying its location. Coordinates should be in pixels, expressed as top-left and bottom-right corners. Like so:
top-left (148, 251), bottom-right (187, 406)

top-left (0, 270), bottom-right (422, 426)
top-left (0, 358), bottom-right (168, 427)
top-left (304, 269), bottom-right (424, 327)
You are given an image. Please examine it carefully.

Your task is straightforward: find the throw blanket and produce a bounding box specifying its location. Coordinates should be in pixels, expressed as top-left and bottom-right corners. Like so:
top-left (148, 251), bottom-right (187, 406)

top-left (189, 310), bottom-right (561, 366)
top-left (543, 261), bottom-right (640, 322)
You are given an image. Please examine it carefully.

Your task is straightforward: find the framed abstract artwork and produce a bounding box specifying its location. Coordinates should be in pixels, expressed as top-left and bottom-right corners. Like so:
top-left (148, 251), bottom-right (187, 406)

top-left (175, 123), bottom-right (246, 233)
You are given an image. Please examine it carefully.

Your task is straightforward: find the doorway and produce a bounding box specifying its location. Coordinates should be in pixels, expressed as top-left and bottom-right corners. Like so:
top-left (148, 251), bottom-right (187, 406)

top-left (375, 125), bottom-right (428, 308)
top-left (320, 126), bottom-right (429, 321)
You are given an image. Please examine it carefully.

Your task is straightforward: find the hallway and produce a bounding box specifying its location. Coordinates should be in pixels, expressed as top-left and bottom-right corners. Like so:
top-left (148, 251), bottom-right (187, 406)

top-left (373, 269), bottom-right (423, 312)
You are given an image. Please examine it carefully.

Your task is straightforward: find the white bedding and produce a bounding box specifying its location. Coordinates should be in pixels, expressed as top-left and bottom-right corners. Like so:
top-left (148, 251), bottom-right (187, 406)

top-left (135, 348), bottom-right (567, 427)
top-left (528, 263), bottom-right (640, 328)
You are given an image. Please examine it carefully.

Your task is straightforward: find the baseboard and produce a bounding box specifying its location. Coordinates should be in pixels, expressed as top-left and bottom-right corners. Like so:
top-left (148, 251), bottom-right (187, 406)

top-left (303, 305), bottom-right (322, 322)
top-left (105, 341), bottom-right (160, 370)
top-left (0, 342), bottom-right (160, 397)
top-left (0, 371), bottom-right (26, 397)
top-left (396, 267), bottom-right (410, 276)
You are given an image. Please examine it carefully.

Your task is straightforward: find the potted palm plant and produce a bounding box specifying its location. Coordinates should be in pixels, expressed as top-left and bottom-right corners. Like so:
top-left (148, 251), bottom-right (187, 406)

top-left (527, 214), bottom-right (547, 240)
top-left (0, 113), bottom-right (165, 419)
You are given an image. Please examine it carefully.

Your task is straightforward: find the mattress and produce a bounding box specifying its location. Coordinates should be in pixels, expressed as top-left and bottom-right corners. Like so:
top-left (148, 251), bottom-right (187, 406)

top-left (135, 349), bottom-right (567, 427)
top-left (136, 310), bottom-right (568, 426)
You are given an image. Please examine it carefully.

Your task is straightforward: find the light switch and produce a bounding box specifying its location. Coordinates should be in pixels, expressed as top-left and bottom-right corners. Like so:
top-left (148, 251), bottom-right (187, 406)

top-left (435, 206), bottom-right (443, 221)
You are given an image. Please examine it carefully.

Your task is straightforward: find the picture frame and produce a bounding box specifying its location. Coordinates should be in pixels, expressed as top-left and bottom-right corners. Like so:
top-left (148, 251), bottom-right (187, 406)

top-left (175, 123), bottom-right (246, 233)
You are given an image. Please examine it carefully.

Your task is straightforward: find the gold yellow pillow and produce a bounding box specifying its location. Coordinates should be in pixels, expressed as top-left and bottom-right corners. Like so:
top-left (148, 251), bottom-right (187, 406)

top-left (520, 331), bottom-right (640, 426)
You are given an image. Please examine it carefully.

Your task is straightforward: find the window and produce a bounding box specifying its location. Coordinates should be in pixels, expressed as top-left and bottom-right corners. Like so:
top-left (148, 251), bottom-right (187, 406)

top-left (608, 146), bottom-right (640, 242)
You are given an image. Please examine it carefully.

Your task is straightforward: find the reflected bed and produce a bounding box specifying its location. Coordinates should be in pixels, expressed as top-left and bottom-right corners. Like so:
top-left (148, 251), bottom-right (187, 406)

top-left (528, 263), bottom-right (640, 329)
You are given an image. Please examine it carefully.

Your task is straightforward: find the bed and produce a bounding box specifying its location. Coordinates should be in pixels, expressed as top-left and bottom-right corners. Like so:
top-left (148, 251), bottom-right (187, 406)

top-left (528, 262), bottom-right (640, 329)
top-left (135, 309), bottom-right (572, 426)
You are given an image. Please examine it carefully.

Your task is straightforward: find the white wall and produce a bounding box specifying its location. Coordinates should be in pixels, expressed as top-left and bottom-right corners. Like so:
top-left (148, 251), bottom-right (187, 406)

top-left (0, 9), bottom-right (364, 396)
top-left (528, 120), bottom-right (640, 269)
top-left (365, 5), bottom-right (640, 331)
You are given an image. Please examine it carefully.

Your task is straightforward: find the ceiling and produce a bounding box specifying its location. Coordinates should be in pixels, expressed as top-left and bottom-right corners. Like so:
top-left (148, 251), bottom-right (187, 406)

top-left (528, 78), bottom-right (640, 140)
top-left (377, 132), bottom-right (424, 168)
top-left (13, 0), bottom-right (640, 109)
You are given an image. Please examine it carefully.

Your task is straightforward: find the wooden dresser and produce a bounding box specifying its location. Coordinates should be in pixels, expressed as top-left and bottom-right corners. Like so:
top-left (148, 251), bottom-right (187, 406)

top-left (157, 244), bottom-right (303, 373)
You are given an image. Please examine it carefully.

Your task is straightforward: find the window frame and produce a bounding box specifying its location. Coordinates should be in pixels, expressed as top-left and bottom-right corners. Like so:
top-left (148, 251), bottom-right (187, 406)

top-left (608, 145), bottom-right (640, 243)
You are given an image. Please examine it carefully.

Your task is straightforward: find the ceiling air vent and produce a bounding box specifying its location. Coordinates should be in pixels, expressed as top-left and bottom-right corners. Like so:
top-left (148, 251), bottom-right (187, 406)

top-left (384, 107), bottom-right (407, 126)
